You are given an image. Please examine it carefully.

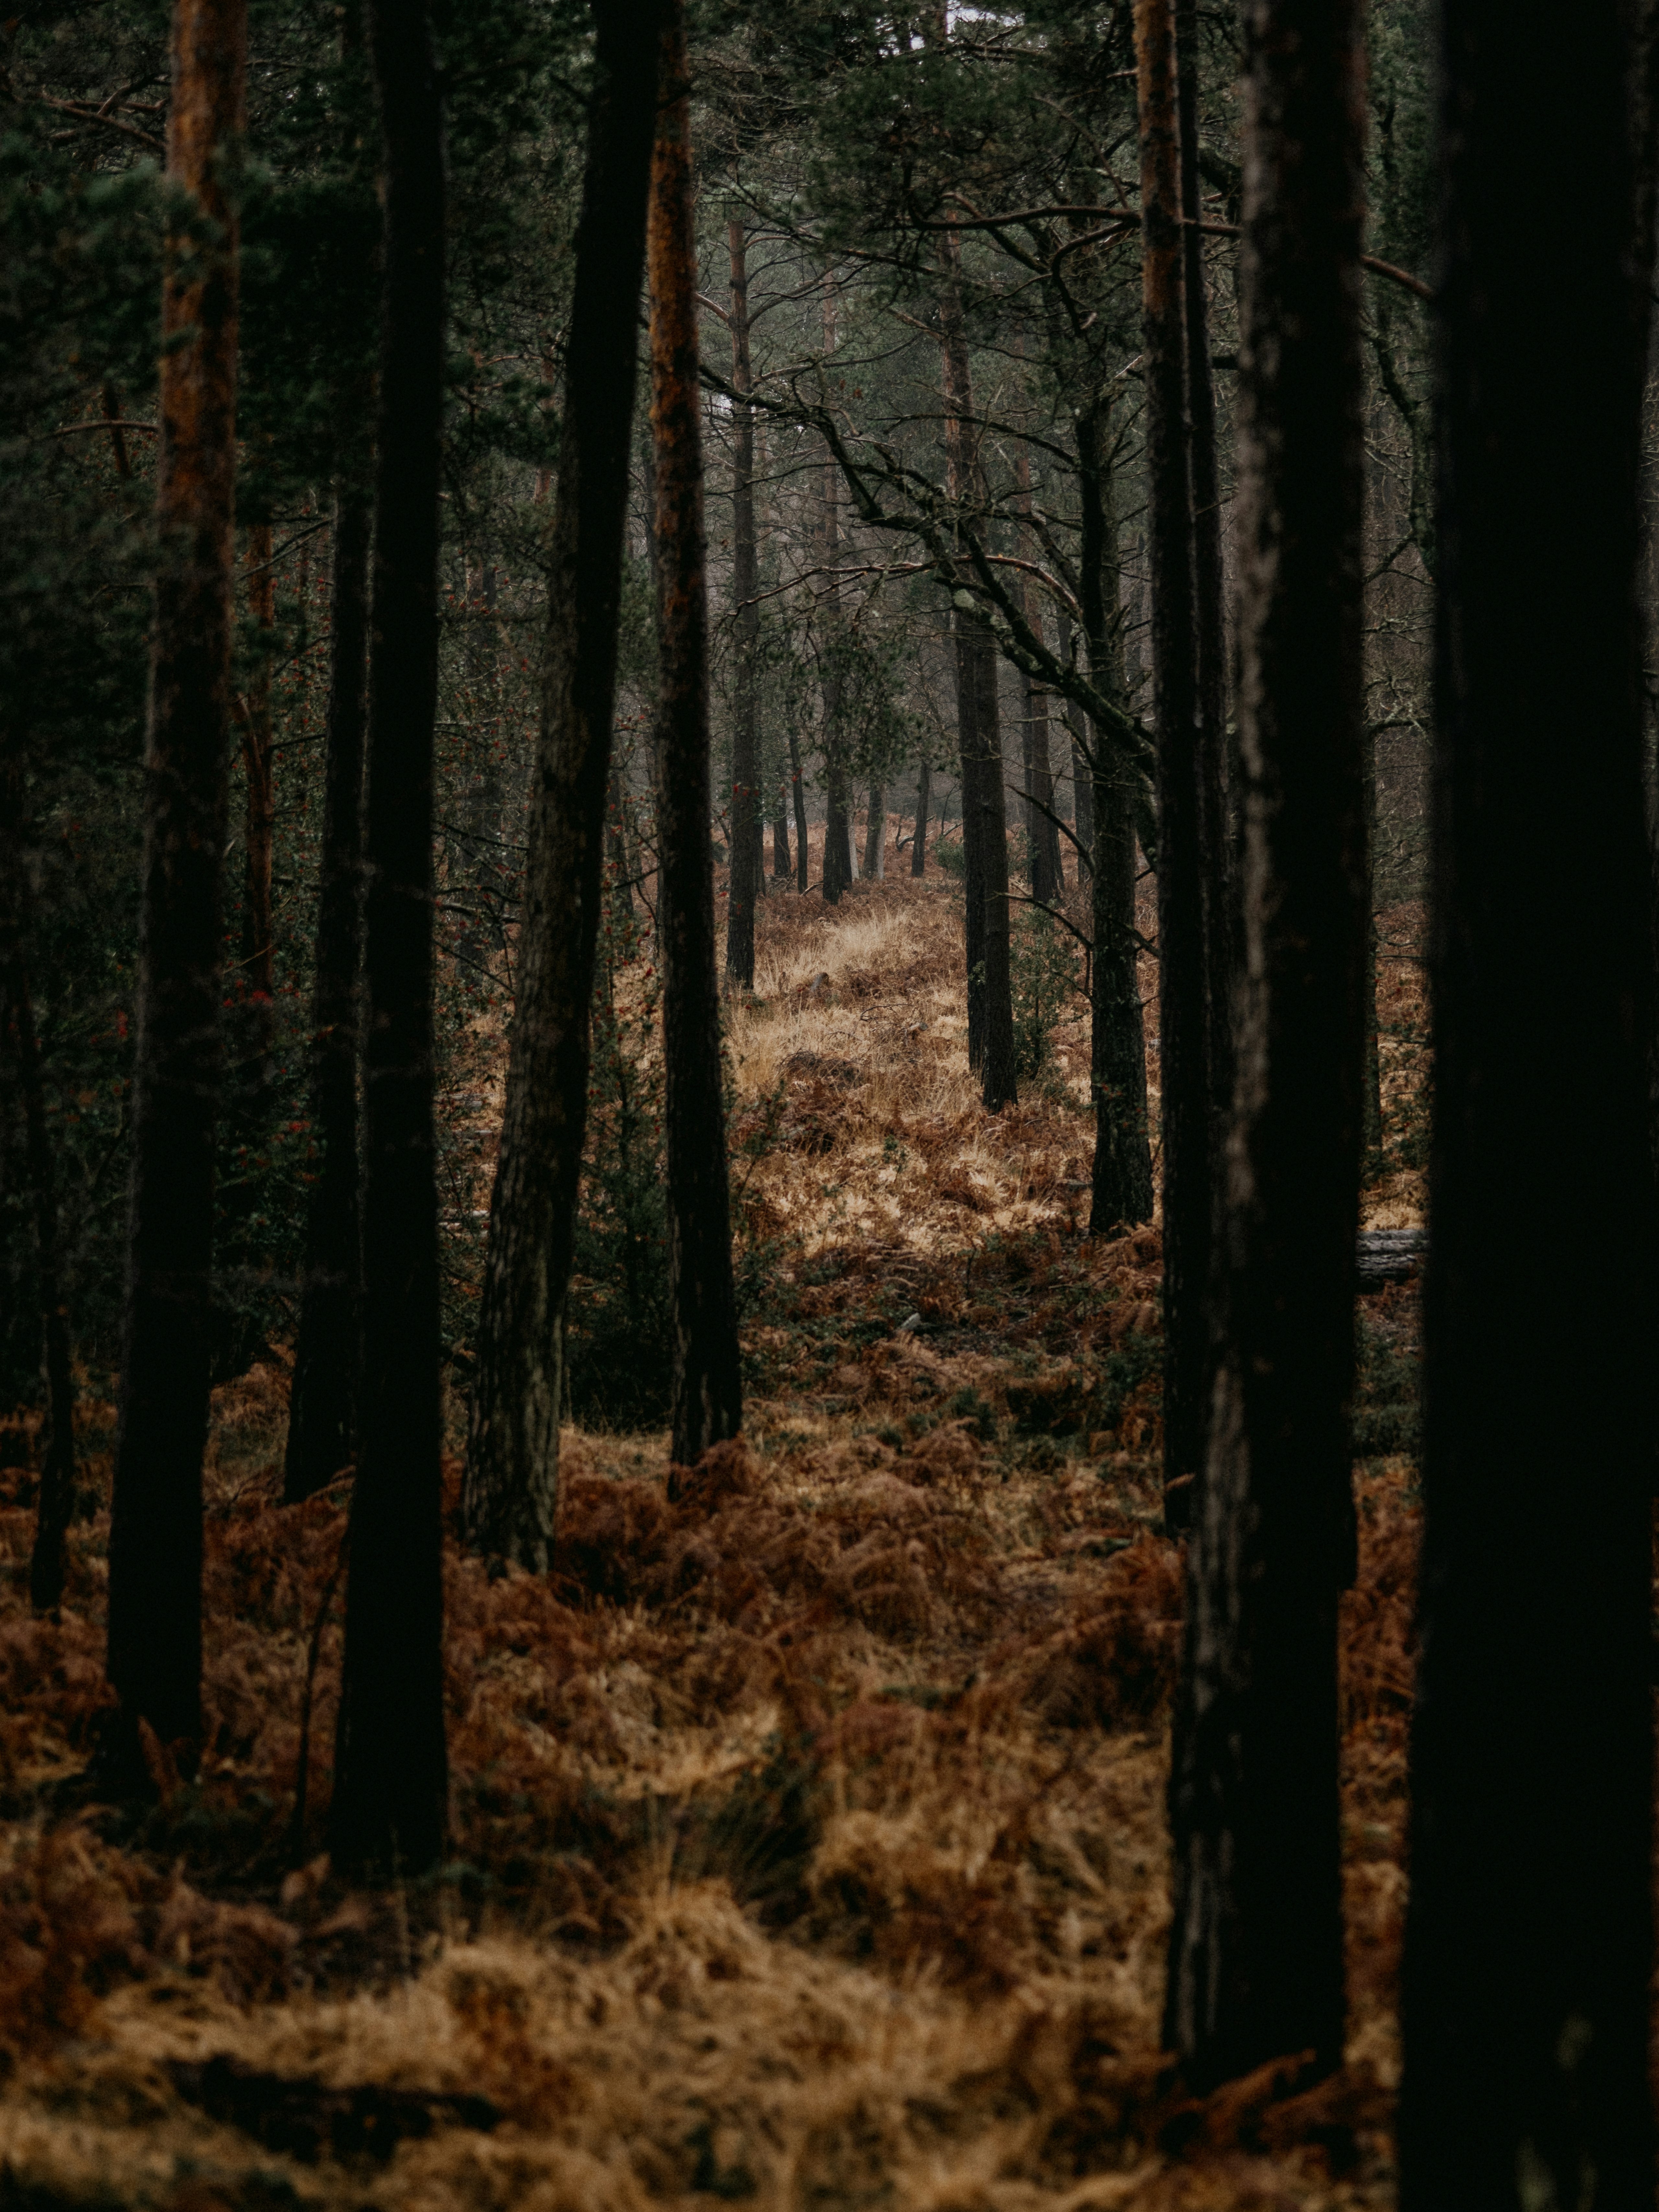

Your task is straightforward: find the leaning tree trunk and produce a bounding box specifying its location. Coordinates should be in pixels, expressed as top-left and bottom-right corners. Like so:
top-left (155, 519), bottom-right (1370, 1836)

top-left (283, 491), bottom-right (369, 1503)
top-left (724, 216), bottom-right (760, 989)
top-left (103, 0), bottom-right (246, 1778)
top-left (1399, 4), bottom-right (1659, 2201)
top-left (1136, 0), bottom-right (1212, 1521)
top-left (1079, 402), bottom-right (1155, 1231)
top-left (1164, 0), bottom-right (1366, 2088)
top-left (650, 0), bottom-right (743, 1479)
top-left (462, 0), bottom-right (661, 1568)
top-left (328, 0), bottom-right (448, 1877)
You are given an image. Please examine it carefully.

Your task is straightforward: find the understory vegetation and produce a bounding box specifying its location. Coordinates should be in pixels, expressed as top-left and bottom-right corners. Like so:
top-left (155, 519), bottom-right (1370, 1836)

top-left (0, 860), bottom-right (1428, 2210)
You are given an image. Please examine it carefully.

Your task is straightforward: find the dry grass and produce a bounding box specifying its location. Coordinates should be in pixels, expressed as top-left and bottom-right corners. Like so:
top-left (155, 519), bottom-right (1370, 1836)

top-left (0, 858), bottom-right (1424, 2210)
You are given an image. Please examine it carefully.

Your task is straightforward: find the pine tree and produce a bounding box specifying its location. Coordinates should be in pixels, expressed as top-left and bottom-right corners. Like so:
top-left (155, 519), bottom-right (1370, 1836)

top-left (103, 0), bottom-right (247, 1775)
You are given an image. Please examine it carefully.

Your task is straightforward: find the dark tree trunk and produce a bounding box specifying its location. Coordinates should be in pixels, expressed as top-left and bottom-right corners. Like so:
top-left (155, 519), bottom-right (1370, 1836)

top-left (284, 492), bottom-right (369, 1503)
top-left (1177, 0), bottom-right (1234, 1150)
top-left (0, 780), bottom-right (77, 1616)
top-left (103, 0), bottom-right (246, 1774)
top-left (236, 522), bottom-right (276, 1106)
top-left (1136, 0), bottom-right (1212, 1513)
top-left (1164, 0), bottom-right (1366, 2088)
top-left (649, 0), bottom-right (743, 1478)
top-left (1400, 3), bottom-right (1659, 2199)
top-left (939, 232), bottom-right (1017, 1110)
top-left (1012, 443), bottom-right (1061, 905)
top-left (724, 217), bottom-right (760, 989)
top-left (1078, 405), bottom-right (1154, 1231)
top-left (863, 783), bottom-right (885, 878)
top-left (911, 756), bottom-right (930, 876)
top-left (1361, 722), bottom-right (1383, 1173)
top-left (463, 0), bottom-right (660, 1568)
top-left (1057, 607), bottom-right (1094, 874)
top-left (773, 777), bottom-right (791, 881)
top-left (328, 0), bottom-right (448, 1877)
top-left (822, 750), bottom-right (851, 903)
top-left (788, 724), bottom-right (809, 891)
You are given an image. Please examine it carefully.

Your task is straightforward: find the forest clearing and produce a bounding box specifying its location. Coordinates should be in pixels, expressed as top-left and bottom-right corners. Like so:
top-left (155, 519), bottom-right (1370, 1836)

top-left (0, 862), bottom-right (1429, 2210)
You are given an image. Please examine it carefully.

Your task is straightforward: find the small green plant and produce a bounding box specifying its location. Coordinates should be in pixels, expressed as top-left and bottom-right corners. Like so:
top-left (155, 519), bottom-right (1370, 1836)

top-left (1009, 907), bottom-right (1080, 1079)
top-left (933, 837), bottom-right (965, 878)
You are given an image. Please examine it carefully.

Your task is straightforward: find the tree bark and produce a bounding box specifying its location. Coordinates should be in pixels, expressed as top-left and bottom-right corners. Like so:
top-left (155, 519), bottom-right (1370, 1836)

top-left (1079, 403), bottom-right (1155, 1231)
top-left (724, 216), bottom-right (760, 988)
top-left (773, 776), bottom-right (791, 881)
top-left (649, 0), bottom-right (743, 1478)
top-left (284, 491), bottom-right (369, 1503)
top-left (1057, 606), bottom-right (1094, 870)
top-left (328, 0), bottom-right (448, 1878)
top-left (0, 778), bottom-right (77, 1616)
top-left (819, 291), bottom-right (852, 909)
top-left (911, 756), bottom-right (930, 876)
top-left (236, 521), bottom-right (276, 1105)
top-left (1400, 3), bottom-right (1659, 2199)
top-left (1136, 0), bottom-right (1212, 1515)
top-left (103, 0), bottom-right (246, 1774)
top-left (1012, 443), bottom-right (1061, 904)
top-left (939, 230), bottom-right (1017, 1110)
top-left (1177, 0), bottom-right (1234, 1151)
top-left (788, 724), bottom-right (810, 891)
top-left (463, 0), bottom-right (661, 1568)
top-left (1164, 0), bottom-right (1366, 2088)
top-left (863, 781), bottom-right (885, 878)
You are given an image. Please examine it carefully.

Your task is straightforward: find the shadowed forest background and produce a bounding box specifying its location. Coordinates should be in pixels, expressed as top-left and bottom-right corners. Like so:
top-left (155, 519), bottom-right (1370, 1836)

top-left (0, 0), bottom-right (1654, 2204)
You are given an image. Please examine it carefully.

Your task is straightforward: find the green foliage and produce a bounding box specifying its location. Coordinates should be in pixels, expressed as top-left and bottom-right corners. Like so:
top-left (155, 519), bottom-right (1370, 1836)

top-left (1008, 907), bottom-right (1080, 1081)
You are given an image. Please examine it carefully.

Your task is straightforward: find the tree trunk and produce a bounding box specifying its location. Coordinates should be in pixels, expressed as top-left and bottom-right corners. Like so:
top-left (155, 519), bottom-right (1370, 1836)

top-left (1058, 607), bottom-right (1094, 869)
top-left (1012, 443), bottom-right (1061, 904)
top-left (649, 0), bottom-right (743, 1478)
top-left (939, 229), bottom-right (1017, 1110)
top-left (911, 756), bottom-right (930, 876)
top-left (773, 777), bottom-right (791, 881)
top-left (1177, 0), bottom-right (1234, 1149)
top-left (103, 0), bottom-right (246, 1775)
top-left (237, 522), bottom-right (276, 1105)
top-left (788, 723), bottom-right (809, 891)
top-left (1361, 720), bottom-right (1383, 1172)
top-left (328, 0), bottom-right (448, 1877)
top-left (819, 293), bottom-right (851, 909)
top-left (284, 492), bottom-right (369, 1503)
top-left (1164, 0), bottom-right (1366, 2088)
top-left (0, 777), bottom-right (77, 1616)
top-left (1079, 404), bottom-right (1155, 1231)
top-left (1400, 3), bottom-right (1659, 2198)
top-left (863, 782), bottom-right (885, 878)
top-left (462, 0), bottom-right (660, 1568)
top-left (724, 217), bottom-right (760, 989)
top-left (1136, 0), bottom-right (1212, 1515)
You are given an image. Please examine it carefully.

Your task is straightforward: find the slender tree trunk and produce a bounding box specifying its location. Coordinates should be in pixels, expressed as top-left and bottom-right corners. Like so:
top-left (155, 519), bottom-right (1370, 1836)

top-left (1400, 3), bottom-right (1659, 2198)
top-left (911, 757), bottom-right (930, 876)
top-left (284, 492), bottom-right (369, 1503)
top-left (724, 217), bottom-right (760, 988)
top-left (773, 777), bottom-right (791, 881)
top-left (863, 782), bottom-right (885, 878)
top-left (1080, 404), bottom-right (1155, 1230)
top-left (1361, 722), bottom-right (1383, 1172)
top-left (939, 230), bottom-right (1017, 1108)
top-left (237, 522), bottom-right (276, 1102)
top-left (650, 0), bottom-right (742, 1477)
top-left (1177, 0), bottom-right (1234, 1146)
top-left (1137, 0), bottom-right (1212, 1515)
top-left (103, 0), bottom-right (246, 1774)
top-left (1164, 0), bottom-right (1366, 2087)
top-left (1012, 444), bottom-right (1061, 903)
top-left (463, 0), bottom-right (660, 1568)
top-left (1058, 607), bottom-right (1094, 869)
top-left (788, 724), bottom-right (809, 891)
top-left (819, 291), bottom-right (851, 908)
top-left (329, 0), bottom-right (448, 1877)
top-left (0, 778), bottom-right (77, 1615)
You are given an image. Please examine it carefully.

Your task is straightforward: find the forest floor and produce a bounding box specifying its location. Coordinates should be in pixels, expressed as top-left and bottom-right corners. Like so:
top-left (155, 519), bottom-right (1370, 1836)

top-left (0, 843), bottom-right (1430, 2211)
